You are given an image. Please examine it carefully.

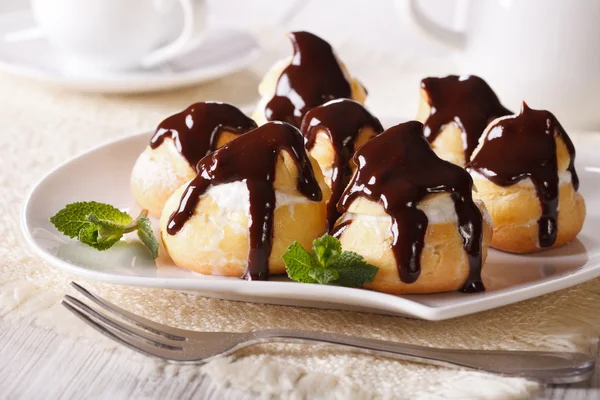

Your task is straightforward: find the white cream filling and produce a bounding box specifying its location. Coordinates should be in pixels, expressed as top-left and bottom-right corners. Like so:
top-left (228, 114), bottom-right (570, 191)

top-left (339, 212), bottom-right (391, 239)
top-left (204, 181), bottom-right (313, 213)
top-left (340, 194), bottom-right (459, 227)
top-left (320, 166), bottom-right (334, 183)
top-left (417, 195), bottom-right (458, 224)
top-left (469, 169), bottom-right (573, 189)
top-left (470, 169), bottom-right (572, 222)
top-left (205, 181), bottom-right (249, 213)
top-left (179, 181), bottom-right (316, 261)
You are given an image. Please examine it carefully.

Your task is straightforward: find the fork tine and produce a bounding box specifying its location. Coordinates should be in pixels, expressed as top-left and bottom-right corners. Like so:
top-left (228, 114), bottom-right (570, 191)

top-left (70, 282), bottom-right (187, 341)
top-left (61, 300), bottom-right (185, 361)
top-left (63, 295), bottom-right (183, 350)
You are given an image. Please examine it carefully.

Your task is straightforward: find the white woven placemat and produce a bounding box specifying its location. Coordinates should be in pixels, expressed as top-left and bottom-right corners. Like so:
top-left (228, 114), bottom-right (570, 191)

top-left (2, 39), bottom-right (600, 399)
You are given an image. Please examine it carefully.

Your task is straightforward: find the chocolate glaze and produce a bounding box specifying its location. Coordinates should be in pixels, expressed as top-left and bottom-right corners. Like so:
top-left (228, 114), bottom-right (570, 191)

top-left (150, 102), bottom-right (257, 169)
top-left (301, 99), bottom-right (383, 231)
top-left (167, 122), bottom-right (322, 280)
top-left (468, 102), bottom-right (579, 248)
top-left (265, 31), bottom-right (353, 127)
top-left (335, 121), bottom-right (485, 292)
top-left (421, 75), bottom-right (512, 161)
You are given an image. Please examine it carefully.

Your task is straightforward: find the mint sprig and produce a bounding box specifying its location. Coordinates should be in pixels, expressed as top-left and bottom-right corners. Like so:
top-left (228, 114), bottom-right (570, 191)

top-left (49, 201), bottom-right (158, 258)
top-left (283, 234), bottom-right (378, 287)
top-left (136, 215), bottom-right (159, 259)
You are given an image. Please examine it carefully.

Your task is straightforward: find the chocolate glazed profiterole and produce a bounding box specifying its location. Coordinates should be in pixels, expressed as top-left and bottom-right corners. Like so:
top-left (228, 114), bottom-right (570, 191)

top-left (417, 75), bottom-right (512, 166)
top-left (166, 122), bottom-right (324, 280)
top-left (301, 99), bottom-right (384, 230)
top-left (468, 102), bottom-right (585, 252)
top-left (265, 31), bottom-right (355, 127)
top-left (131, 102), bottom-right (257, 217)
top-left (333, 121), bottom-right (492, 293)
top-left (151, 101), bottom-right (258, 168)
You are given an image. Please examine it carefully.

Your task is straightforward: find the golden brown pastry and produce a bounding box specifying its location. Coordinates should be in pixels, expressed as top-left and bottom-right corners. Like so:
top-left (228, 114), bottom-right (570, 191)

top-left (333, 121), bottom-right (492, 294)
top-left (160, 122), bottom-right (331, 279)
top-left (416, 75), bottom-right (512, 166)
top-left (467, 102), bottom-right (586, 253)
top-left (130, 102), bottom-right (257, 217)
top-left (300, 99), bottom-right (383, 230)
top-left (252, 31), bottom-right (367, 127)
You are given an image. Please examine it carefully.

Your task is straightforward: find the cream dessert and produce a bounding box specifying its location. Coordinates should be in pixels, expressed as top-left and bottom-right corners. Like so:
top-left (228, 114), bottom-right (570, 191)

top-left (160, 122), bottom-right (331, 279)
top-left (416, 75), bottom-right (512, 166)
top-left (301, 99), bottom-right (383, 230)
top-left (467, 102), bottom-right (585, 253)
top-left (333, 121), bottom-right (493, 294)
top-left (252, 31), bottom-right (367, 127)
top-left (131, 102), bottom-right (257, 217)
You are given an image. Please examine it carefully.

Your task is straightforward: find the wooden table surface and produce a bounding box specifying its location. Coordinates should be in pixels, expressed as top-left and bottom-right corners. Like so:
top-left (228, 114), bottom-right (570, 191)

top-left (1, 320), bottom-right (598, 399)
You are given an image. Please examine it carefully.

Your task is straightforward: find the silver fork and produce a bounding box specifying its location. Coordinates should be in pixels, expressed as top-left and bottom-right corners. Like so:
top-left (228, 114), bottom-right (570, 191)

top-left (62, 282), bottom-right (595, 384)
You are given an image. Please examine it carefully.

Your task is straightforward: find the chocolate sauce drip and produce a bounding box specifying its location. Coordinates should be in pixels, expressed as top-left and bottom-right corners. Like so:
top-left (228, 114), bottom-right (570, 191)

top-left (468, 103), bottom-right (578, 248)
top-left (421, 75), bottom-right (512, 161)
top-left (167, 122), bottom-right (322, 280)
top-left (150, 102), bottom-right (257, 169)
top-left (265, 31), bottom-right (353, 127)
top-left (301, 99), bottom-right (383, 231)
top-left (336, 121), bottom-right (485, 292)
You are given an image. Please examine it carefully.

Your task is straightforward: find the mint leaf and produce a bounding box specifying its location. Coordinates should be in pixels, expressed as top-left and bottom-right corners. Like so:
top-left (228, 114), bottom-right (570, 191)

top-left (50, 201), bottom-right (131, 238)
top-left (308, 267), bottom-right (339, 284)
top-left (87, 212), bottom-right (126, 244)
top-left (50, 202), bottom-right (158, 257)
top-left (331, 251), bottom-right (379, 287)
top-left (137, 215), bottom-right (159, 259)
top-left (282, 234), bottom-right (379, 287)
top-left (282, 242), bottom-right (321, 284)
top-left (312, 234), bottom-right (342, 267)
top-left (78, 223), bottom-right (123, 250)
top-left (87, 212), bottom-right (129, 232)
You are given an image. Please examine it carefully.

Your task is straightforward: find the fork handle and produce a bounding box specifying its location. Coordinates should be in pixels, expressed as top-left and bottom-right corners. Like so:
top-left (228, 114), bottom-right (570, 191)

top-left (251, 329), bottom-right (594, 384)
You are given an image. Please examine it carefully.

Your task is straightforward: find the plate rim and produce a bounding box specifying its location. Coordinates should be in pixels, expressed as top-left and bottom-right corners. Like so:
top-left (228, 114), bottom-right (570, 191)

top-left (21, 131), bottom-right (600, 321)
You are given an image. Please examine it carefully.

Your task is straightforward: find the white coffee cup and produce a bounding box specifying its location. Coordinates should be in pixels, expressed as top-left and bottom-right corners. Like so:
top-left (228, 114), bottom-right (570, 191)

top-left (30, 0), bottom-right (206, 71)
top-left (405, 0), bottom-right (600, 130)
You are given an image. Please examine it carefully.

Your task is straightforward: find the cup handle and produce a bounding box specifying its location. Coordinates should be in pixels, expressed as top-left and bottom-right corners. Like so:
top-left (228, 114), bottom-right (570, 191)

top-left (141, 0), bottom-right (206, 68)
top-left (405, 0), bottom-right (467, 50)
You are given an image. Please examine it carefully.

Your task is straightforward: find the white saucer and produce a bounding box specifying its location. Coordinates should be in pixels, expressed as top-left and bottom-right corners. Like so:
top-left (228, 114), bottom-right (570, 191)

top-left (0, 10), bottom-right (260, 93)
top-left (21, 117), bottom-right (600, 320)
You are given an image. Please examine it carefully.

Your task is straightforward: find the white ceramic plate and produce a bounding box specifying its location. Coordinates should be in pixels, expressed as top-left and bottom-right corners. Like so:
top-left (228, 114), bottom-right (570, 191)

top-left (22, 122), bottom-right (600, 320)
top-left (0, 9), bottom-right (259, 94)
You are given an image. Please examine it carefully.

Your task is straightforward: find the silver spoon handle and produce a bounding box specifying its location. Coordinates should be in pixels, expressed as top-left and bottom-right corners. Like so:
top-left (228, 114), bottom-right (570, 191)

top-left (250, 329), bottom-right (594, 384)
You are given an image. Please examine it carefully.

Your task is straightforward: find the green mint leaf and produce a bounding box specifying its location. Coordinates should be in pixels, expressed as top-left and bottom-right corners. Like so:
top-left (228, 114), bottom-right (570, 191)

top-left (77, 224), bottom-right (98, 246)
top-left (331, 251), bottom-right (379, 287)
top-left (86, 212), bottom-right (126, 243)
top-left (308, 267), bottom-right (339, 285)
top-left (311, 234), bottom-right (342, 267)
top-left (282, 242), bottom-right (321, 284)
top-left (283, 235), bottom-right (379, 288)
top-left (86, 212), bottom-right (128, 231)
top-left (137, 215), bottom-right (159, 259)
top-left (78, 223), bottom-right (123, 251)
top-left (49, 201), bottom-right (132, 238)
